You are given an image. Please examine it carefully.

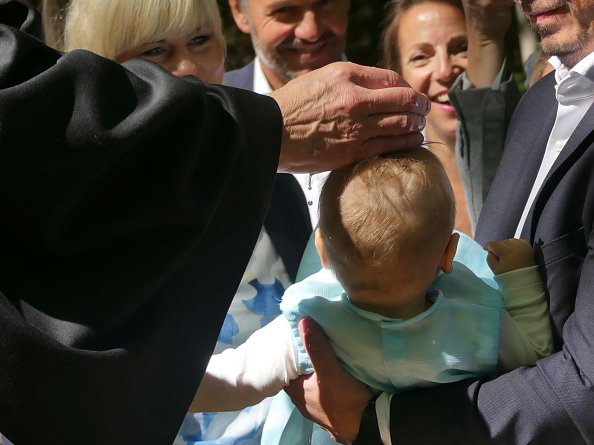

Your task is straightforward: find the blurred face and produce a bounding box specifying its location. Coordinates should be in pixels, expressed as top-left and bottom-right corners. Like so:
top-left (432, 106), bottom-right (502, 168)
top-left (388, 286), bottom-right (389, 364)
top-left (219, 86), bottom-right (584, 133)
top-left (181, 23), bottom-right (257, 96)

top-left (396, 2), bottom-right (467, 144)
top-left (230, 0), bottom-right (350, 89)
top-left (116, 26), bottom-right (225, 83)
top-left (517, 0), bottom-right (594, 68)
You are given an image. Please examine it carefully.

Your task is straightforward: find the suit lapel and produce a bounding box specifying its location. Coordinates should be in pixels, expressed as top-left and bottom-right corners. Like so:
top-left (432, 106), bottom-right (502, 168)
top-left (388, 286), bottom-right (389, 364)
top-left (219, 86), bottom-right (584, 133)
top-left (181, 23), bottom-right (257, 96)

top-left (223, 60), bottom-right (256, 90)
top-left (524, 101), bottom-right (594, 240)
top-left (476, 74), bottom-right (557, 243)
top-left (505, 105), bottom-right (556, 236)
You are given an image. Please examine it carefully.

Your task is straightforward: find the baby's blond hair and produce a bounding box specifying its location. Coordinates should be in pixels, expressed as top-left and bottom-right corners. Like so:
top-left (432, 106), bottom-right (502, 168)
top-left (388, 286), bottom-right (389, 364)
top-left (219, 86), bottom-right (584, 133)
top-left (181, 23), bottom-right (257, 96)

top-left (319, 148), bottom-right (455, 292)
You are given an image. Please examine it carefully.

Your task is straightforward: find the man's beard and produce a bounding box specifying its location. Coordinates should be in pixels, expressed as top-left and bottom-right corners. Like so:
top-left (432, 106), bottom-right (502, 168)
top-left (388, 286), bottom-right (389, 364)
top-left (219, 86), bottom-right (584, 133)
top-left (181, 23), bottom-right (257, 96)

top-left (251, 33), bottom-right (300, 85)
top-left (525, 0), bottom-right (590, 67)
top-left (535, 23), bottom-right (590, 68)
top-left (249, 31), bottom-right (342, 85)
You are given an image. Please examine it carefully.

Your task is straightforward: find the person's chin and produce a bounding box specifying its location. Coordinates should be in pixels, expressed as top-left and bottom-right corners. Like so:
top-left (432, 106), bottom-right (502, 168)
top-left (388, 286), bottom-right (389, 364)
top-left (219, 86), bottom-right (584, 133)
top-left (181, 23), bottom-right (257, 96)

top-left (283, 45), bottom-right (342, 71)
top-left (540, 31), bottom-right (579, 57)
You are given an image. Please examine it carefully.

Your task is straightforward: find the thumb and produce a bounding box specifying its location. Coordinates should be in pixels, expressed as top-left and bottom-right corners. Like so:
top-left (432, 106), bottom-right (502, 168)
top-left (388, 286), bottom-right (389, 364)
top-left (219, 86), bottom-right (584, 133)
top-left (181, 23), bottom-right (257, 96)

top-left (483, 240), bottom-right (506, 258)
top-left (299, 317), bottom-right (343, 375)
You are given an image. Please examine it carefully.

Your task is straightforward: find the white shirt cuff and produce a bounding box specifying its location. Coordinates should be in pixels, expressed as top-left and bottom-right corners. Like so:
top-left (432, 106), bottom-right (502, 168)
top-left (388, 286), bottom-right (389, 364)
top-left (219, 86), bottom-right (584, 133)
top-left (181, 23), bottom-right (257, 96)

top-left (376, 392), bottom-right (392, 445)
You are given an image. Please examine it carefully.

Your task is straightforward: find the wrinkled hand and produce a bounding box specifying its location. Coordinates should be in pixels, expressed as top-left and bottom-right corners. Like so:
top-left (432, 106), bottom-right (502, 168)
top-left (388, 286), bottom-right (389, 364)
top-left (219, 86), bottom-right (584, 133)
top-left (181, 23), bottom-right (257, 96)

top-left (270, 62), bottom-right (429, 174)
top-left (284, 317), bottom-right (373, 444)
top-left (484, 238), bottom-right (535, 275)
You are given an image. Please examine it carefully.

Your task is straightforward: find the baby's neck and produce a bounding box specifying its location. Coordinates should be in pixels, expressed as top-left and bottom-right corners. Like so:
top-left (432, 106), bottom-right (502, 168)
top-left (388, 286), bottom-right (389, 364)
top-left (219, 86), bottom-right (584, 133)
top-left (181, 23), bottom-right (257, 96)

top-left (348, 288), bottom-right (433, 320)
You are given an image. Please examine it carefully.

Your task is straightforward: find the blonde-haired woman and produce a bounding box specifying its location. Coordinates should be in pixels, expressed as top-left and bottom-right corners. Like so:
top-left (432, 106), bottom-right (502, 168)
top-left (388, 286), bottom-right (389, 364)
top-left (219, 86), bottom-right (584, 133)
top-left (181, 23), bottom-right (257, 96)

top-left (63, 0), bottom-right (225, 82)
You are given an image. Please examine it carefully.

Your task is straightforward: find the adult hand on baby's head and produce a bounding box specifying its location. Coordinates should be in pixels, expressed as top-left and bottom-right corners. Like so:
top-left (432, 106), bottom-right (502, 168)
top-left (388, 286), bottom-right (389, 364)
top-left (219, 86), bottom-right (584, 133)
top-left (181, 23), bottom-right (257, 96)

top-left (284, 317), bottom-right (373, 444)
top-left (271, 62), bottom-right (429, 174)
top-left (484, 238), bottom-right (535, 275)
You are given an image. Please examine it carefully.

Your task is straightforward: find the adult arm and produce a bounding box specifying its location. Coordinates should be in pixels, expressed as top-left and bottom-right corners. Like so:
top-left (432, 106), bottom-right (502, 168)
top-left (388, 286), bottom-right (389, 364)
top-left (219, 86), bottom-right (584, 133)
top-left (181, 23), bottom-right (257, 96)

top-left (449, 1), bottom-right (521, 227)
top-left (284, 318), bottom-right (374, 444)
top-left (461, 0), bottom-right (514, 88)
top-left (0, 5), bottom-right (283, 443)
top-left (0, 3), bottom-right (429, 443)
top-left (190, 316), bottom-right (300, 412)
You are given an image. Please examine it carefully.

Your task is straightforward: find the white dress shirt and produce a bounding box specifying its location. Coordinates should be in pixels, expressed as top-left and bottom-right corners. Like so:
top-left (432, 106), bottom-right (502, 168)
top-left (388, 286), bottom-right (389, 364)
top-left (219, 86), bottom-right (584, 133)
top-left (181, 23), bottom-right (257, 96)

top-left (253, 58), bottom-right (328, 228)
top-left (515, 51), bottom-right (594, 237)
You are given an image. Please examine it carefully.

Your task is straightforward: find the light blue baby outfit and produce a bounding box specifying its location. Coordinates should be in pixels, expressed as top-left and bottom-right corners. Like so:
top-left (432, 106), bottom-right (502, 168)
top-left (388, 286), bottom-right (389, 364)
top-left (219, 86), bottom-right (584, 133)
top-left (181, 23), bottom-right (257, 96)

top-left (262, 233), bottom-right (504, 445)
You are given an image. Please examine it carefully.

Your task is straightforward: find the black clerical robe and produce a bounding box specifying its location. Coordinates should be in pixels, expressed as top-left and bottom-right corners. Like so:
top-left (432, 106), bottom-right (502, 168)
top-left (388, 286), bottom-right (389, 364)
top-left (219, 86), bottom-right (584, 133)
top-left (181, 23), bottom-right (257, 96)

top-left (0, 2), bottom-right (282, 443)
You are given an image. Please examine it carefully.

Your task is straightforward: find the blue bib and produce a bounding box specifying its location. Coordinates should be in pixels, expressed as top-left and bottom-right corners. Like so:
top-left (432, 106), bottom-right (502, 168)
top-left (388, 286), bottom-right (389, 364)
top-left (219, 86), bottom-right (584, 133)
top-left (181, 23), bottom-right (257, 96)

top-left (282, 262), bottom-right (503, 393)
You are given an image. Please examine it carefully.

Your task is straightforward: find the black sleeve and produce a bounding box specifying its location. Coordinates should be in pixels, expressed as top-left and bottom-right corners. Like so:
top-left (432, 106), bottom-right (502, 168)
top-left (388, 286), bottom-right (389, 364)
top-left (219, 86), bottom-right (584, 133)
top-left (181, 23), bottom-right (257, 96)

top-left (0, 2), bottom-right (282, 444)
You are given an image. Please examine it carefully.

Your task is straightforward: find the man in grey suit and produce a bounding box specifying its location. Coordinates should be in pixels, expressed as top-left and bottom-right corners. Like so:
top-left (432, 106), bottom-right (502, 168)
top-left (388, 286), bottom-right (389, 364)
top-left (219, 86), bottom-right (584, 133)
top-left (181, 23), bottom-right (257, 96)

top-left (224, 0), bottom-right (350, 228)
top-left (225, 0), bottom-right (349, 90)
top-left (289, 1), bottom-right (594, 444)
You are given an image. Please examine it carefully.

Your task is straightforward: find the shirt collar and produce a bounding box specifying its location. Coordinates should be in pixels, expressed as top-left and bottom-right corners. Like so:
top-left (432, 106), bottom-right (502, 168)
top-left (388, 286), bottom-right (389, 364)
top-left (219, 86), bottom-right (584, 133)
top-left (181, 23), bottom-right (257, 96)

top-left (253, 57), bottom-right (273, 95)
top-left (550, 50), bottom-right (594, 103)
top-left (551, 50), bottom-right (594, 83)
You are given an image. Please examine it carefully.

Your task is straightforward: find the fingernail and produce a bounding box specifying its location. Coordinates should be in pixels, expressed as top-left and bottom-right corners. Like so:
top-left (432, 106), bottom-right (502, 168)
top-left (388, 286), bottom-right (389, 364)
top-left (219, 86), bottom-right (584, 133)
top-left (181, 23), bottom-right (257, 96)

top-left (417, 117), bottom-right (425, 131)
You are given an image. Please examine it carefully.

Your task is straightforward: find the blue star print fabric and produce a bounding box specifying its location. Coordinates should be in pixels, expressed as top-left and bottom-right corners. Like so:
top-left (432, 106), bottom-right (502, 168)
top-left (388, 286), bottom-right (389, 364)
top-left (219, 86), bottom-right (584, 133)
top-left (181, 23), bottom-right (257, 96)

top-left (175, 230), bottom-right (292, 445)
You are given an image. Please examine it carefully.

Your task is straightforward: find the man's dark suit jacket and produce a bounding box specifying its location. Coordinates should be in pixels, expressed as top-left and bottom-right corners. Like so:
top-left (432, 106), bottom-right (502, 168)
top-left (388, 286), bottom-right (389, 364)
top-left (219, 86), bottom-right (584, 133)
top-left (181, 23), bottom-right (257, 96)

top-left (387, 72), bottom-right (594, 443)
top-left (0, 2), bottom-right (284, 444)
top-left (224, 60), bottom-right (256, 92)
top-left (225, 60), bottom-right (312, 280)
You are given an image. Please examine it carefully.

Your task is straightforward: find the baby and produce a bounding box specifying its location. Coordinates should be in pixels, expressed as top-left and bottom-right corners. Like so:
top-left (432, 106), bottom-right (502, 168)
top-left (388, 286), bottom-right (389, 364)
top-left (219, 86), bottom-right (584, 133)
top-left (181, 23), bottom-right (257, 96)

top-left (190, 149), bottom-right (551, 443)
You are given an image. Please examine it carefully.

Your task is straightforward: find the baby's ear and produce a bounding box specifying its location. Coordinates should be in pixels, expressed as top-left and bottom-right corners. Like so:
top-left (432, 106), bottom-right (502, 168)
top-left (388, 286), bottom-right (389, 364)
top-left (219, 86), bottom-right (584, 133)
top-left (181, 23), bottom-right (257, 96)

top-left (314, 228), bottom-right (331, 269)
top-left (438, 232), bottom-right (460, 274)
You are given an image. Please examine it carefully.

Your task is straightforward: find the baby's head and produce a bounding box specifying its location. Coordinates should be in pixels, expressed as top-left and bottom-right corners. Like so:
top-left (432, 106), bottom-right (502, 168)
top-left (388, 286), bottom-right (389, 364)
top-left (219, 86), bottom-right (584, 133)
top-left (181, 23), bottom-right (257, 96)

top-left (316, 148), bottom-right (458, 317)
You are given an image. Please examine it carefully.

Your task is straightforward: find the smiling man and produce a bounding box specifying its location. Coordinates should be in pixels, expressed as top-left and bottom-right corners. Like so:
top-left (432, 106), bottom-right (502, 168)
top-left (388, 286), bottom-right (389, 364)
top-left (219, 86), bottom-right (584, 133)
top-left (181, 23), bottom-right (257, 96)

top-left (522, 0), bottom-right (594, 67)
top-left (224, 0), bottom-right (350, 230)
top-left (228, 0), bottom-right (349, 90)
